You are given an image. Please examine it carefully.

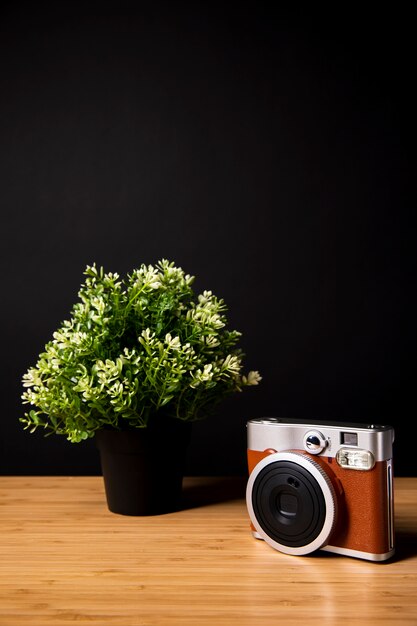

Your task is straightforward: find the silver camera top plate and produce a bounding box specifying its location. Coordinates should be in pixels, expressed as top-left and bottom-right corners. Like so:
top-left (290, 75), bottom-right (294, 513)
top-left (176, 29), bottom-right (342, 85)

top-left (247, 417), bottom-right (394, 462)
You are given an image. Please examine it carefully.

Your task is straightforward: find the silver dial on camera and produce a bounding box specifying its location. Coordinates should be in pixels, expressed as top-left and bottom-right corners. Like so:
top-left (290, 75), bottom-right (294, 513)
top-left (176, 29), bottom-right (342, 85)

top-left (303, 430), bottom-right (327, 455)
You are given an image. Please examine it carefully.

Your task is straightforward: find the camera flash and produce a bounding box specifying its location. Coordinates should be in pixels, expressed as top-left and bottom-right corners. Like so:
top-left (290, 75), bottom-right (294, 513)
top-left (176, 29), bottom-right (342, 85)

top-left (336, 448), bottom-right (375, 471)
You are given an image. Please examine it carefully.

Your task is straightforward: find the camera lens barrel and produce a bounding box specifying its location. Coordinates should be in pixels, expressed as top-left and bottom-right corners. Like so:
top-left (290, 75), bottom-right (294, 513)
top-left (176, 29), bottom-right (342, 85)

top-left (247, 452), bottom-right (337, 555)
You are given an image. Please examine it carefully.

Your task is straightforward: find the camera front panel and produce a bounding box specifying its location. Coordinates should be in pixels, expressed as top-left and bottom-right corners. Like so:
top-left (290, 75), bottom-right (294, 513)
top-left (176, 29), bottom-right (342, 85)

top-left (246, 418), bottom-right (395, 561)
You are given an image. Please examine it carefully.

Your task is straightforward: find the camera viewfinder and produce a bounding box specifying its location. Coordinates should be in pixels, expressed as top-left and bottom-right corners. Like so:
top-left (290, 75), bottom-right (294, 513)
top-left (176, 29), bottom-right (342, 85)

top-left (341, 432), bottom-right (358, 446)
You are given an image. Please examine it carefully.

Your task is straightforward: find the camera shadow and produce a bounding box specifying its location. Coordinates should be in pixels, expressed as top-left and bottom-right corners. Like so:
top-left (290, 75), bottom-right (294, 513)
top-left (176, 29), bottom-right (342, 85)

top-left (390, 528), bottom-right (417, 562)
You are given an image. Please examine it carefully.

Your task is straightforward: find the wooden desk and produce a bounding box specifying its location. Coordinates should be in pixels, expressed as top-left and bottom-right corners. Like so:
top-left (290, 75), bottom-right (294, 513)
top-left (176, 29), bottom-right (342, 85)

top-left (0, 477), bottom-right (416, 626)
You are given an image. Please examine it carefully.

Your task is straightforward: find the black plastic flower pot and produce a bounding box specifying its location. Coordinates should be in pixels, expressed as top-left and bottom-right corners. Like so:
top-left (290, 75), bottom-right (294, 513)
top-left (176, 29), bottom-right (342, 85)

top-left (95, 416), bottom-right (192, 516)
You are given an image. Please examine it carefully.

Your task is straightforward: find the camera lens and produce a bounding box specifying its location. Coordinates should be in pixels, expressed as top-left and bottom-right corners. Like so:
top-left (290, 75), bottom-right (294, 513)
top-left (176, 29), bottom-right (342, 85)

top-left (247, 452), bottom-right (337, 555)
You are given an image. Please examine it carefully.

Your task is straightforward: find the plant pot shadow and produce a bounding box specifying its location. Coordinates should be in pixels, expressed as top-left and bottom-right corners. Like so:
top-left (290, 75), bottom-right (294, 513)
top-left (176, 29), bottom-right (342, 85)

top-left (180, 476), bottom-right (247, 510)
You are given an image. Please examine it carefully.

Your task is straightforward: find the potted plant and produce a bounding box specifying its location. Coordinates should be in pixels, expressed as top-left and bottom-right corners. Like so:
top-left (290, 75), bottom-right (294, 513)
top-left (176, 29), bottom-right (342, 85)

top-left (21, 260), bottom-right (261, 515)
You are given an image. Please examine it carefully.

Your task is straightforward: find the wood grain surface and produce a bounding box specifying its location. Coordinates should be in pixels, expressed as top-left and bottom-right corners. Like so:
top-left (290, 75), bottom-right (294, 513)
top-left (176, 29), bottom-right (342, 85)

top-left (0, 476), bottom-right (416, 625)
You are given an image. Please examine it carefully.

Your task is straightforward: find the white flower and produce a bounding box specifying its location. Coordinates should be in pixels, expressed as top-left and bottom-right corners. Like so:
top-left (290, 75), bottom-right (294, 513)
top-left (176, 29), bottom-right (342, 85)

top-left (140, 328), bottom-right (155, 343)
top-left (165, 334), bottom-right (181, 350)
top-left (242, 371), bottom-right (262, 385)
top-left (201, 363), bottom-right (213, 380)
top-left (222, 354), bottom-right (241, 374)
top-left (202, 335), bottom-right (220, 348)
top-left (198, 290), bottom-right (213, 305)
top-left (190, 363), bottom-right (215, 387)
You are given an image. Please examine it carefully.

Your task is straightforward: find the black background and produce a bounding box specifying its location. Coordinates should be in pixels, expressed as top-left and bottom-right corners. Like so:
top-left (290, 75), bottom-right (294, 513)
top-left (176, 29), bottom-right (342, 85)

top-left (0, 3), bottom-right (415, 476)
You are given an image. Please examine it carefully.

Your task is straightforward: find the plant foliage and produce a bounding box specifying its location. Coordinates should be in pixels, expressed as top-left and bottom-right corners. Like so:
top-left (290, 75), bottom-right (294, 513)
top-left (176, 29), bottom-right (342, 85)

top-left (21, 260), bottom-right (261, 442)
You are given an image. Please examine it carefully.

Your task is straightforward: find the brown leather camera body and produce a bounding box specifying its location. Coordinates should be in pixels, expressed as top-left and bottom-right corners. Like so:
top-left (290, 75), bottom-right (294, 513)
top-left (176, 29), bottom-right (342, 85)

top-left (248, 446), bottom-right (394, 558)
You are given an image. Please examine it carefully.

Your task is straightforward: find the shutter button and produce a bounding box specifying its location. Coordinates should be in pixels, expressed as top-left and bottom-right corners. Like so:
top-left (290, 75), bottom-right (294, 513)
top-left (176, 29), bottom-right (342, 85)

top-left (303, 431), bottom-right (327, 455)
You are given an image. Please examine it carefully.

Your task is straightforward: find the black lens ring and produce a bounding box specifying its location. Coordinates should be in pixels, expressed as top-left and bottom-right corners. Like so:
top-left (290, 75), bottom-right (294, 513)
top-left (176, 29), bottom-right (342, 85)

top-left (252, 460), bottom-right (327, 548)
